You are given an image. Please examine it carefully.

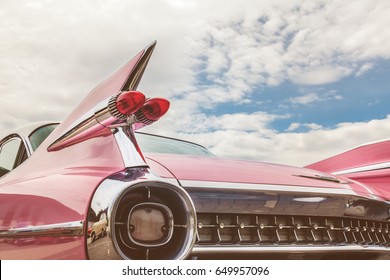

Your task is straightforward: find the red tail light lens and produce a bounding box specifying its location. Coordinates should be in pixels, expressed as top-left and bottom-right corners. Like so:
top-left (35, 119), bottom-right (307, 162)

top-left (142, 98), bottom-right (170, 121)
top-left (116, 91), bottom-right (146, 115)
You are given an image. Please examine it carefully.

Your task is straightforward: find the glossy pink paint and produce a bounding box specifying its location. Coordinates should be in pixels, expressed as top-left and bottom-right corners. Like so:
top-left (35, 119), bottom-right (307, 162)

top-left (306, 139), bottom-right (390, 200)
top-left (145, 153), bottom-right (382, 200)
top-left (0, 237), bottom-right (84, 260)
top-left (306, 139), bottom-right (390, 174)
top-left (0, 135), bottom-right (124, 259)
top-left (342, 169), bottom-right (390, 200)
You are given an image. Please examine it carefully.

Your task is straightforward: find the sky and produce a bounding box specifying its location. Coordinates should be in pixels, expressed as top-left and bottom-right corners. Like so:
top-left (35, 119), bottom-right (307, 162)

top-left (1, 0), bottom-right (390, 166)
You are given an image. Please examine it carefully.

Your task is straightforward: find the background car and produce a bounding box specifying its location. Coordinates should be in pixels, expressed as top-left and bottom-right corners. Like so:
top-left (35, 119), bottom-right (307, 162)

top-left (89, 212), bottom-right (108, 243)
top-left (1, 42), bottom-right (389, 260)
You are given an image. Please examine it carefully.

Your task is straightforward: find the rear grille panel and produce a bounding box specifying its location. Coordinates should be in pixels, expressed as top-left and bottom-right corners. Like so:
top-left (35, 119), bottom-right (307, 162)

top-left (196, 213), bottom-right (390, 247)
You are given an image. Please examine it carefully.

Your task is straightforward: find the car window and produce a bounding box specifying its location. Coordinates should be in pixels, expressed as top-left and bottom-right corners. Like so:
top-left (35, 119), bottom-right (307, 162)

top-left (135, 132), bottom-right (215, 157)
top-left (29, 124), bottom-right (58, 151)
top-left (0, 138), bottom-right (24, 177)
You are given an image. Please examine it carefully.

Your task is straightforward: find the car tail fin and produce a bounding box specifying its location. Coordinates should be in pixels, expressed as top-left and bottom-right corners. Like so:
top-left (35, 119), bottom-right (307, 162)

top-left (306, 139), bottom-right (390, 175)
top-left (47, 41), bottom-right (170, 152)
top-left (306, 139), bottom-right (390, 199)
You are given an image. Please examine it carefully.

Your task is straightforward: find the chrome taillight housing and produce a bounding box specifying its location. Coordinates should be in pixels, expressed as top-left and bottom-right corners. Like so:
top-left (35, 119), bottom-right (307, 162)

top-left (112, 182), bottom-right (196, 260)
top-left (87, 173), bottom-right (196, 260)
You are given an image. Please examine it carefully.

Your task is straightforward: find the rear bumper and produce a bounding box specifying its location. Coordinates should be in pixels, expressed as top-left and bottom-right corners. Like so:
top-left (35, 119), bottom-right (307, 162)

top-left (191, 245), bottom-right (390, 259)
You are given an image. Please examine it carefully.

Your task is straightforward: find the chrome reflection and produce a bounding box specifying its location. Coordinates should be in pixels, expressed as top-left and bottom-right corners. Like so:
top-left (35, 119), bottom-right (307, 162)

top-left (0, 220), bottom-right (84, 238)
top-left (191, 245), bottom-right (390, 256)
top-left (181, 180), bottom-right (357, 196)
top-left (184, 180), bottom-right (390, 221)
top-left (333, 161), bottom-right (390, 175)
top-left (88, 212), bottom-right (108, 243)
top-left (87, 168), bottom-right (196, 260)
top-left (293, 197), bottom-right (327, 203)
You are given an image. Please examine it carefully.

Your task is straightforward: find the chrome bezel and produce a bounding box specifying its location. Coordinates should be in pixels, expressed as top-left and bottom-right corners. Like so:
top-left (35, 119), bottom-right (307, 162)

top-left (107, 93), bottom-right (129, 121)
top-left (87, 173), bottom-right (197, 260)
top-left (110, 181), bottom-right (197, 260)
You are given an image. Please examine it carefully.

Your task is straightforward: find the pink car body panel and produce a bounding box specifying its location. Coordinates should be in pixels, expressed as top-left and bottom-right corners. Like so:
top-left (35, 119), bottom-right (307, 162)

top-left (0, 126), bottom-right (124, 259)
top-left (306, 140), bottom-right (390, 200)
top-left (145, 153), bottom-right (386, 200)
top-left (306, 139), bottom-right (390, 174)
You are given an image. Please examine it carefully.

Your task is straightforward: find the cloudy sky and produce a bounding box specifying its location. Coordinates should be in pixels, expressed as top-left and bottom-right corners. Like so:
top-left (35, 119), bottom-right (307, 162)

top-left (1, 0), bottom-right (390, 166)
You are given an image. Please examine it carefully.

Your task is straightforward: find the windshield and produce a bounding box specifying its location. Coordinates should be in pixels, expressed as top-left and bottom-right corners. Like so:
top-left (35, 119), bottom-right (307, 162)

top-left (24, 123), bottom-right (214, 157)
top-left (135, 132), bottom-right (215, 157)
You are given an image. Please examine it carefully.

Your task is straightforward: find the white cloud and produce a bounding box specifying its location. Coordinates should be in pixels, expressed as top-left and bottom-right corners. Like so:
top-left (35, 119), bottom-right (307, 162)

top-left (305, 123), bottom-right (323, 130)
top-left (207, 112), bottom-right (287, 133)
top-left (287, 122), bottom-right (301, 132)
top-left (288, 91), bottom-right (343, 106)
top-left (288, 66), bottom-right (352, 85)
top-left (269, 115), bottom-right (390, 166)
top-left (289, 92), bottom-right (321, 105)
top-left (286, 122), bottom-right (323, 132)
top-left (356, 62), bottom-right (374, 76)
top-left (148, 114), bottom-right (390, 167)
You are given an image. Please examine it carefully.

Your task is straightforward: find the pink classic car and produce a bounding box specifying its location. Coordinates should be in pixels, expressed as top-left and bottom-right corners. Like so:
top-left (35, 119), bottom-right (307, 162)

top-left (0, 42), bottom-right (389, 260)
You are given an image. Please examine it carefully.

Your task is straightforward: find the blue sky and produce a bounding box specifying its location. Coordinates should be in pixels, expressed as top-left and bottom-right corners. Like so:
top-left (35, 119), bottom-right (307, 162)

top-left (265, 61), bottom-right (390, 132)
top-left (1, 0), bottom-right (390, 166)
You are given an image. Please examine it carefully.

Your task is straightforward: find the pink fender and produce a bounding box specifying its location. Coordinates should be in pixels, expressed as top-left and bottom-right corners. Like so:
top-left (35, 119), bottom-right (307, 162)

top-left (306, 139), bottom-right (390, 200)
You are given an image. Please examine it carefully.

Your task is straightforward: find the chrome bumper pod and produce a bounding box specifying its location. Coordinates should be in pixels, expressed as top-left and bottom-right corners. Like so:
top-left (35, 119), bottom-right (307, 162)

top-left (86, 168), bottom-right (197, 260)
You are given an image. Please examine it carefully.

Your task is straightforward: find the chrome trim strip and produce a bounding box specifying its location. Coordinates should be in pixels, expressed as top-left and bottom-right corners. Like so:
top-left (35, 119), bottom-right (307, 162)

top-left (333, 162), bottom-right (390, 175)
top-left (47, 114), bottom-right (105, 151)
top-left (159, 177), bottom-right (181, 186)
top-left (0, 220), bottom-right (84, 238)
top-left (346, 178), bottom-right (376, 198)
top-left (180, 180), bottom-right (357, 196)
top-left (192, 245), bottom-right (390, 255)
top-left (63, 98), bottom-right (109, 136)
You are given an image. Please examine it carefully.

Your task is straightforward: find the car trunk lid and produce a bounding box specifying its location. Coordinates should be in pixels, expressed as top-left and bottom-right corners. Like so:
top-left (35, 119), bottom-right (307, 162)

top-left (145, 153), bottom-right (380, 199)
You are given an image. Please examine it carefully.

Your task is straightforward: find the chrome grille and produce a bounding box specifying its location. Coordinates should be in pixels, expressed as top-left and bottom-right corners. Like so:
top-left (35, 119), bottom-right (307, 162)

top-left (196, 213), bottom-right (390, 247)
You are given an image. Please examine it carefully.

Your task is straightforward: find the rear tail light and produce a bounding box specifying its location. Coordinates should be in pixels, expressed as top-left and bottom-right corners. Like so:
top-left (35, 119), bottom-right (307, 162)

top-left (108, 91), bottom-right (146, 120)
top-left (142, 98), bottom-right (170, 121)
top-left (135, 98), bottom-right (170, 126)
top-left (48, 91), bottom-right (170, 151)
top-left (116, 91), bottom-right (146, 115)
top-left (107, 181), bottom-right (196, 260)
top-left (128, 202), bottom-right (173, 247)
